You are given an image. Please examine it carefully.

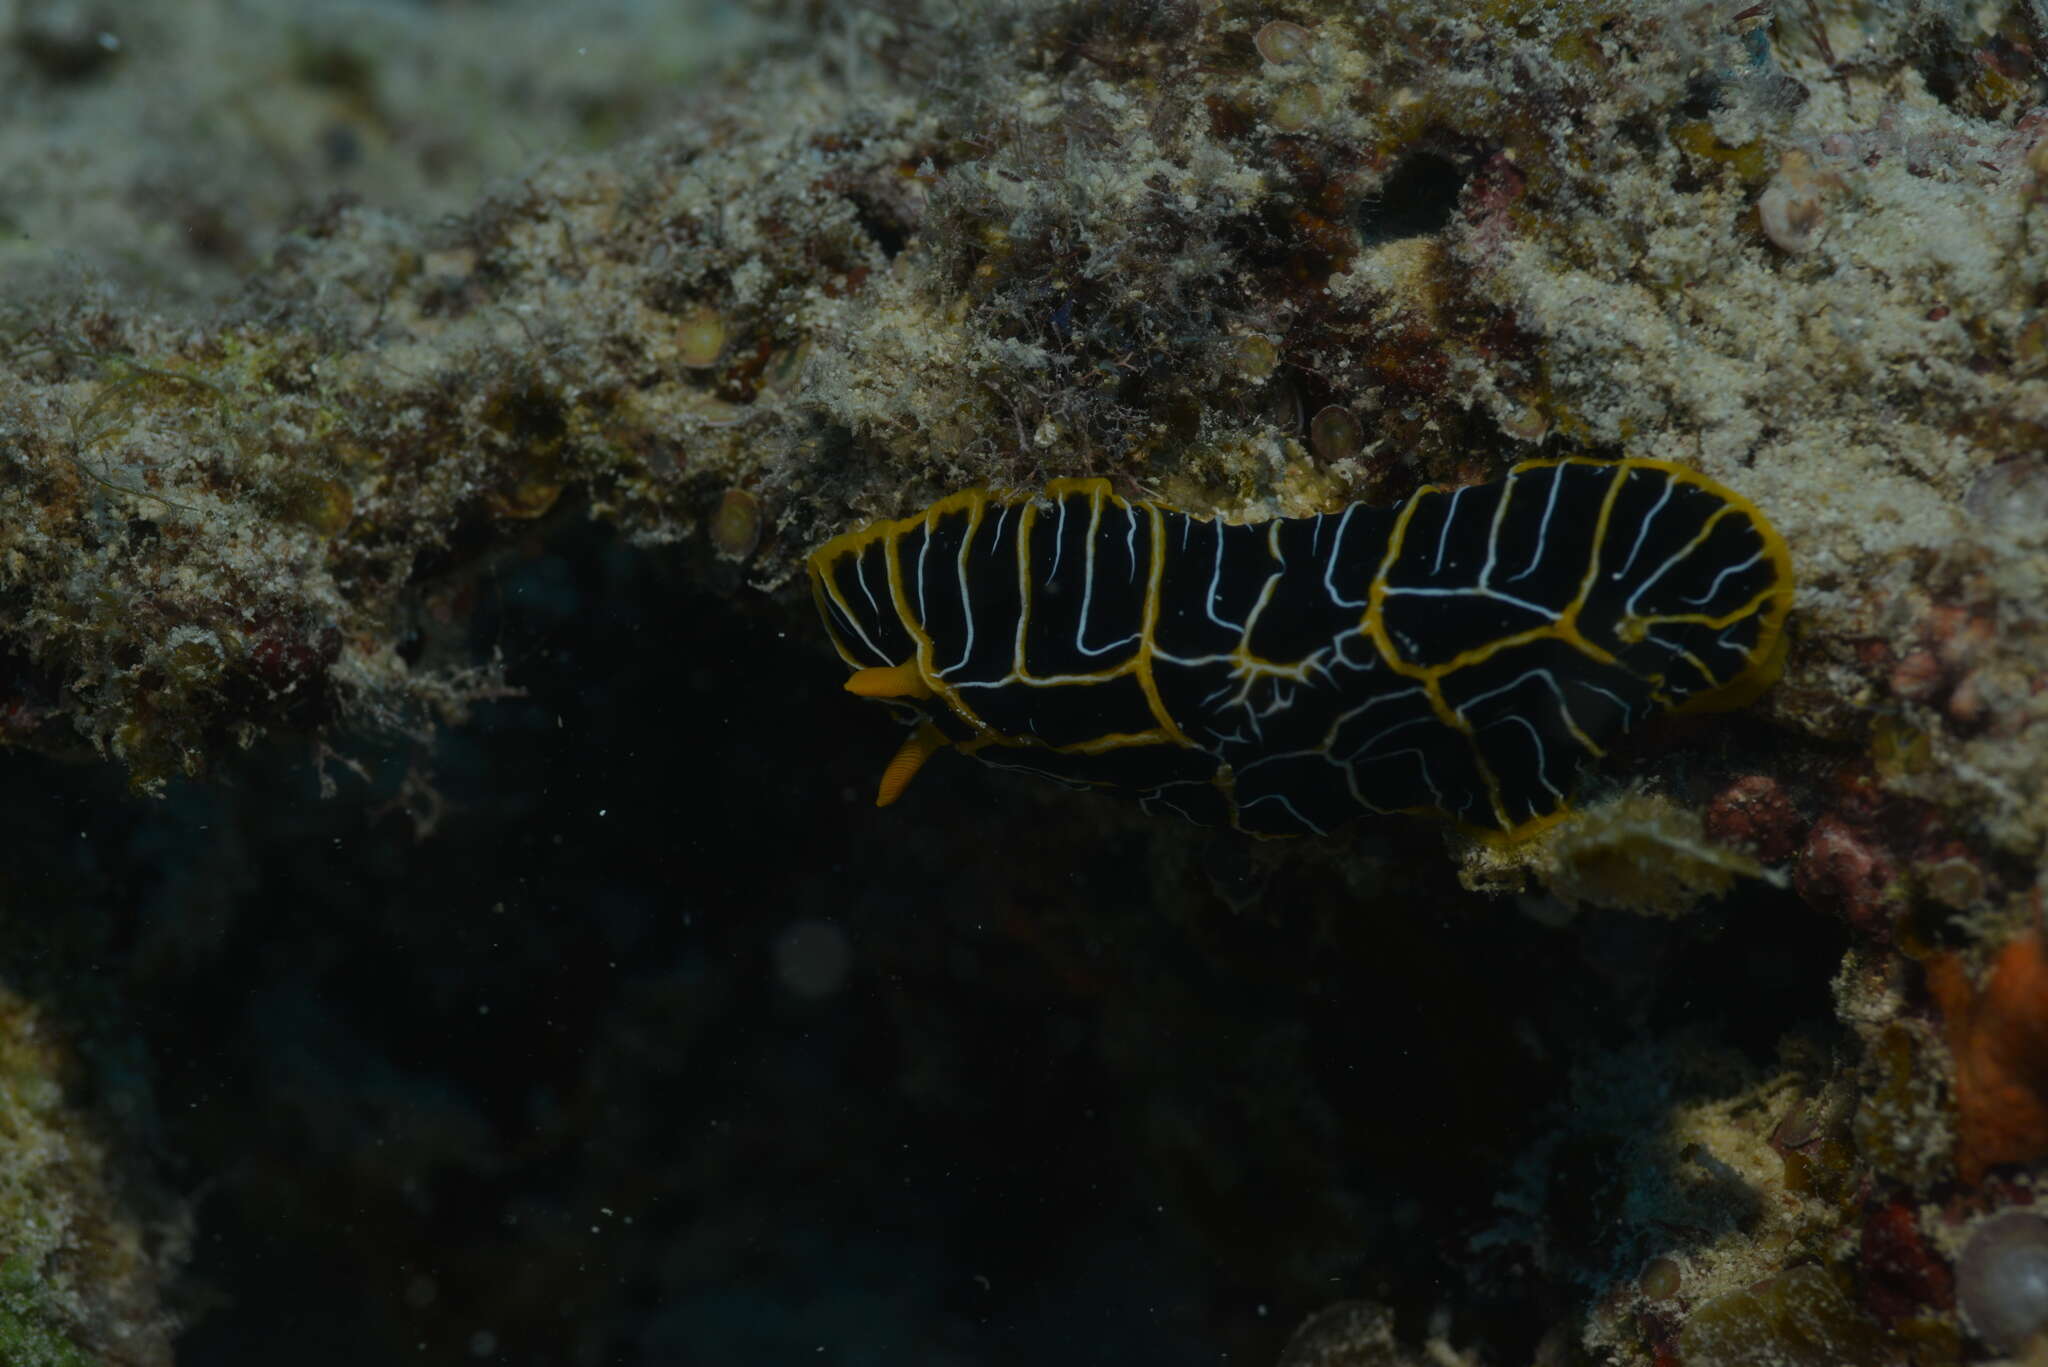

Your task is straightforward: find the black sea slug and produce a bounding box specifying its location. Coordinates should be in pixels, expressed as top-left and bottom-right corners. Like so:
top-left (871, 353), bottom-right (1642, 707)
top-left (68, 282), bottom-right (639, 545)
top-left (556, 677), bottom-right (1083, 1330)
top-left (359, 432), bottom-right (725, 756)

top-left (809, 458), bottom-right (1794, 839)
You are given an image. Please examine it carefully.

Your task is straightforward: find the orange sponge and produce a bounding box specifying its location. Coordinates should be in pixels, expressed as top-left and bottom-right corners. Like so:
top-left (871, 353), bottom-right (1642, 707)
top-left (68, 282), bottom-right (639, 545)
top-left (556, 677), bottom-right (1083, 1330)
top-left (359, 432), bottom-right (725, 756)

top-left (1927, 929), bottom-right (2048, 1185)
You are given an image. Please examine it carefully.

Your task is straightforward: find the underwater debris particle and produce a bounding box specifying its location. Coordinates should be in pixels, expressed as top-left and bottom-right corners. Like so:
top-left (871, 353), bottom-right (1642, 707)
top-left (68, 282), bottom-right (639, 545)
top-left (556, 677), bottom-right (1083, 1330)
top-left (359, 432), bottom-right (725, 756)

top-left (771, 918), bottom-right (851, 998)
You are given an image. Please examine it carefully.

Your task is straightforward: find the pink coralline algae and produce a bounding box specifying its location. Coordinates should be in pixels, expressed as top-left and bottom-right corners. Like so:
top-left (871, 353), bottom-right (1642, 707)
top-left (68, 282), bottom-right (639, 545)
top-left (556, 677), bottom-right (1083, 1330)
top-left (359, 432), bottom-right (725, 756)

top-left (1793, 814), bottom-right (1896, 935)
top-left (1703, 775), bottom-right (1804, 864)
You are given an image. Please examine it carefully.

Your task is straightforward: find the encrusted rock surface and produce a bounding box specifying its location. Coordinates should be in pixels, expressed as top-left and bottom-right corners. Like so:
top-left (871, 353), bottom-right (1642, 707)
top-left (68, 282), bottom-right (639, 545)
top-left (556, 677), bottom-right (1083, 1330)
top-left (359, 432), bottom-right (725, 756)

top-left (3, 0), bottom-right (2047, 1362)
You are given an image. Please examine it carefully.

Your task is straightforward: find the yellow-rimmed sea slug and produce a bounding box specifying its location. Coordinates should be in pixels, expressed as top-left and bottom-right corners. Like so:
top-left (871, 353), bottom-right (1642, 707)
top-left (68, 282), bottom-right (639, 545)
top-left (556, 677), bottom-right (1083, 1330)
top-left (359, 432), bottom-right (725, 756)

top-left (808, 458), bottom-right (1794, 839)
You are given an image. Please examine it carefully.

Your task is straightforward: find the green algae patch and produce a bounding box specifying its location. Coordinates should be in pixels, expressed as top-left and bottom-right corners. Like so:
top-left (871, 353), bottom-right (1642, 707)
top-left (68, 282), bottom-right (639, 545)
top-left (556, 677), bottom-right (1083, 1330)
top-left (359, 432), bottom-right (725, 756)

top-left (0, 986), bottom-right (172, 1365)
top-left (1463, 794), bottom-right (1780, 917)
top-left (1677, 1264), bottom-right (1901, 1367)
top-left (0, 1260), bottom-right (90, 1367)
top-left (1850, 1021), bottom-right (1954, 1189)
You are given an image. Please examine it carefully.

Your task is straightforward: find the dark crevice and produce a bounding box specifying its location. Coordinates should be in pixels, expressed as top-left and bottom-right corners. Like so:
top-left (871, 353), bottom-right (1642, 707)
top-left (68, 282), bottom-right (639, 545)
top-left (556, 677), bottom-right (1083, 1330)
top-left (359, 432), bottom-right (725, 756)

top-left (1357, 152), bottom-right (1466, 245)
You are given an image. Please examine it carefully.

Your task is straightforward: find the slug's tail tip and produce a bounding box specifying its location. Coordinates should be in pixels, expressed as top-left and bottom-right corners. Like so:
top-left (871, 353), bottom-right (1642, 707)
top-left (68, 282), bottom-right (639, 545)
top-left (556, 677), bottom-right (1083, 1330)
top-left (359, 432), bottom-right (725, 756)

top-left (876, 723), bottom-right (950, 807)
